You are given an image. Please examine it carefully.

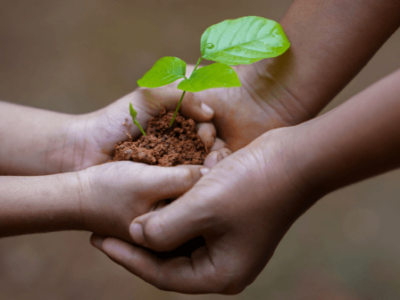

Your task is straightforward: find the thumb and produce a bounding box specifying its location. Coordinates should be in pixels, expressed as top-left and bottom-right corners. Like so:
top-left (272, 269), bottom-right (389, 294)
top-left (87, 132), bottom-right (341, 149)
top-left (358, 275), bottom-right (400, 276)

top-left (129, 185), bottom-right (213, 252)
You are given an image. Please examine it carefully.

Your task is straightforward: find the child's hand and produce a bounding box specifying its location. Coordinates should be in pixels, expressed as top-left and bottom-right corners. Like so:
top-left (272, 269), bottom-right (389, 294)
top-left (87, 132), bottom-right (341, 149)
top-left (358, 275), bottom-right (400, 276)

top-left (72, 88), bottom-right (226, 171)
top-left (0, 160), bottom-right (207, 239)
top-left (77, 161), bottom-right (207, 241)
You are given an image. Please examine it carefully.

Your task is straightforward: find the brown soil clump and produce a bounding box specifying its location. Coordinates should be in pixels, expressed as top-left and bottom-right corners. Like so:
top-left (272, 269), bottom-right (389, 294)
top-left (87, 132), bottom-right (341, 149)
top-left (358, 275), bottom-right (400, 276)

top-left (111, 110), bottom-right (208, 166)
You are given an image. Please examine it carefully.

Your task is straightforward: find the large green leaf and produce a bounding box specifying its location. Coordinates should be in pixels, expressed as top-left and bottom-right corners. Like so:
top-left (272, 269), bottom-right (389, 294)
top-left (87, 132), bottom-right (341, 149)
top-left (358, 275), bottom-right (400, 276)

top-left (177, 63), bottom-right (241, 92)
top-left (137, 56), bottom-right (186, 88)
top-left (200, 16), bottom-right (290, 65)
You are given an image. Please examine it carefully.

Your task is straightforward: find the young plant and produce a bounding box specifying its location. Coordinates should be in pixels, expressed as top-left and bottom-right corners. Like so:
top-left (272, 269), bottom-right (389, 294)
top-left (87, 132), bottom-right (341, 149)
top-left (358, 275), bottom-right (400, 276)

top-left (129, 102), bottom-right (146, 136)
top-left (137, 16), bottom-right (290, 126)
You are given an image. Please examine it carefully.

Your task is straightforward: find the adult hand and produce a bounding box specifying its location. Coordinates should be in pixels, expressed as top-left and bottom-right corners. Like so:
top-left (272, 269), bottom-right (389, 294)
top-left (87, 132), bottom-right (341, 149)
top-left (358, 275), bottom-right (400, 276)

top-left (170, 62), bottom-right (312, 152)
top-left (90, 127), bottom-right (319, 294)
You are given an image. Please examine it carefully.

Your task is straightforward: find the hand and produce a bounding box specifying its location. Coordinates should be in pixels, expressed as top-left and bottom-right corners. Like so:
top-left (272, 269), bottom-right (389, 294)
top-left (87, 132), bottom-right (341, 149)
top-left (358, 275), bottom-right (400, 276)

top-left (173, 61), bottom-right (313, 151)
top-left (90, 127), bottom-right (319, 294)
top-left (76, 161), bottom-right (209, 242)
top-left (70, 87), bottom-right (226, 171)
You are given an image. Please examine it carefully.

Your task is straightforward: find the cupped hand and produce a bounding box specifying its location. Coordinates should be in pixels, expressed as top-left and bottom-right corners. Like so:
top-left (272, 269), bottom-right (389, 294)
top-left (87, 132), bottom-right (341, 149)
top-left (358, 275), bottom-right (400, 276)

top-left (90, 127), bottom-right (320, 294)
top-left (171, 62), bottom-right (313, 151)
top-left (76, 161), bottom-right (209, 242)
top-left (70, 87), bottom-right (227, 171)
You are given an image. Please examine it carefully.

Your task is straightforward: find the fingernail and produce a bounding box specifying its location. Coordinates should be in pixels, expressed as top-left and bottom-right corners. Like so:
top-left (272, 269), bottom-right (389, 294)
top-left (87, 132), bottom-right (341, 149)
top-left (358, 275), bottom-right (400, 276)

top-left (91, 235), bottom-right (105, 249)
top-left (220, 148), bottom-right (232, 159)
top-left (130, 223), bottom-right (145, 245)
top-left (201, 103), bottom-right (214, 117)
top-left (200, 167), bottom-right (210, 176)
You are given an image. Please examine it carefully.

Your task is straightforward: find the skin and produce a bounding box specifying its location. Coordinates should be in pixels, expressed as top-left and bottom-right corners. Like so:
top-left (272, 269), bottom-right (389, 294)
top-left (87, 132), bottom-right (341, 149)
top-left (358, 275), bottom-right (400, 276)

top-left (0, 162), bottom-right (208, 240)
top-left (0, 89), bottom-right (229, 237)
top-left (92, 68), bottom-right (400, 294)
top-left (176, 0), bottom-right (400, 151)
top-left (0, 87), bottom-right (225, 176)
top-left (90, 0), bottom-right (400, 295)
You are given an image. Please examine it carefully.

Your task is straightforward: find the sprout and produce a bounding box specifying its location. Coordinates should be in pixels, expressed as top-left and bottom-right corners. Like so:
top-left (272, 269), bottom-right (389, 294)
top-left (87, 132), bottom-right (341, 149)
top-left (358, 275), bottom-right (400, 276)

top-left (129, 102), bottom-right (146, 136)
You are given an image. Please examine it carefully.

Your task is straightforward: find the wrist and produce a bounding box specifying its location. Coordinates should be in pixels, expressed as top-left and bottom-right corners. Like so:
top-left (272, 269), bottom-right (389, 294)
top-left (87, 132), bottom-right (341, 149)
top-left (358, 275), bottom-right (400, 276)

top-left (237, 61), bottom-right (315, 129)
top-left (48, 112), bottom-right (100, 173)
top-left (39, 113), bottom-right (88, 173)
top-left (0, 173), bottom-right (84, 237)
top-left (258, 126), bottom-right (327, 207)
top-left (280, 121), bottom-right (343, 199)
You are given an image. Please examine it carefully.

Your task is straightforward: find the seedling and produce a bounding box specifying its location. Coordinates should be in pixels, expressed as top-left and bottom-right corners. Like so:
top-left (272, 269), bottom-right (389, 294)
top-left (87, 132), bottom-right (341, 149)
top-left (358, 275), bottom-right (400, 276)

top-left (129, 102), bottom-right (147, 136)
top-left (137, 16), bottom-right (290, 126)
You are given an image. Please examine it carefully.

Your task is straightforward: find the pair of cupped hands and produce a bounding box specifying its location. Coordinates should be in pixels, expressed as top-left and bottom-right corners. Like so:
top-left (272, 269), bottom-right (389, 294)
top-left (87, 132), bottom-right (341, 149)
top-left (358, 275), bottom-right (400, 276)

top-left (72, 64), bottom-right (313, 294)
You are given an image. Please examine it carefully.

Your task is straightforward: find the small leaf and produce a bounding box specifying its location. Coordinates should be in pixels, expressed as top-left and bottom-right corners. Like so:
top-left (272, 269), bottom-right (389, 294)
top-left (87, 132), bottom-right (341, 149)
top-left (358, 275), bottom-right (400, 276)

top-left (177, 63), bottom-right (241, 92)
top-left (200, 16), bottom-right (290, 65)
top-left (129, 102), bottom-right (137, 120)
top-left (137, 56), bottom-right (187, 88)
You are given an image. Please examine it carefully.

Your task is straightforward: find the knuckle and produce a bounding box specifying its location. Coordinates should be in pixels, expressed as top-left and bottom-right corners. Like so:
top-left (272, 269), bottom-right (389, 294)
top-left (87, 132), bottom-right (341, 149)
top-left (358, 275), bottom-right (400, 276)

top-left (144, 216), bottom-right (168, 249)
top-left (179, 168), bottom-right (197, 188)
top-left (183, 93), bottom-right (197, 105)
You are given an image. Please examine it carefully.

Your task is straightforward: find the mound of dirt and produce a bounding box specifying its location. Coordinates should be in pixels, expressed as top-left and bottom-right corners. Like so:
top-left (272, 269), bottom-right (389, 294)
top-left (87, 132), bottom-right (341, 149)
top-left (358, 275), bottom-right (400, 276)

top-left (111, 110), bottom-right (208, 166)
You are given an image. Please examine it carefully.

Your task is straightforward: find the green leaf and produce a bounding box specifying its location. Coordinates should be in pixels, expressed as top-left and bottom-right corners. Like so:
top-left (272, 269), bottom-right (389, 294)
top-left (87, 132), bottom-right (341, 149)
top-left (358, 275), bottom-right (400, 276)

top-left (137, 56), bottom-right (187, 88)
top-left (200, 16), bottom-right (290, 65)
top-left (177, 63), bottom-right (241, 92)
top-left (129, 102), bottom-right (137, 120)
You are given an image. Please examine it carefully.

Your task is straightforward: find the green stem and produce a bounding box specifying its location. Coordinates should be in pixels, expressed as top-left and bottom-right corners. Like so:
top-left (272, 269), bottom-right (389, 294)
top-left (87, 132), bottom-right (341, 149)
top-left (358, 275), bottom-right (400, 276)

top-left (134, 120), bottom-right (147, 136)
top-left (169, 57), bottom-right (203, 127)
top-left (170, 91), bottom-right (186, 127)
top-left (193, 57), bottom-right (203, 72)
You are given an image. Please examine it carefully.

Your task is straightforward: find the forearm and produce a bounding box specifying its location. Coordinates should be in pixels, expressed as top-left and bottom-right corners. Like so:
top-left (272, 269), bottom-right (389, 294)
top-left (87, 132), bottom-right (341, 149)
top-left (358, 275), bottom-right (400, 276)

top-left (293, 69), bottom-right (400, 195)
top-left (0, 101), bottom-right (85, 175)
top-left (0, 172), bottom-right (84, 237)
top-left (251, 0), bottom-right (400, 121)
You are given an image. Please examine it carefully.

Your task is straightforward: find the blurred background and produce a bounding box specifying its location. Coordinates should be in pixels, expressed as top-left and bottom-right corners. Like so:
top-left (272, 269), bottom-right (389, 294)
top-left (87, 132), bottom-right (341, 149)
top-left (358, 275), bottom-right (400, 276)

top-left (1, 0), bottom-right (400, 299)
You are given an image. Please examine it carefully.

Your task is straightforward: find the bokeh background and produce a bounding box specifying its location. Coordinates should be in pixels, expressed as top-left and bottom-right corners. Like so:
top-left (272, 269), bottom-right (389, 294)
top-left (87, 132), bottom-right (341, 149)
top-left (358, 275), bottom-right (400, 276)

top-left (1, 0), bottom-right (400, 299)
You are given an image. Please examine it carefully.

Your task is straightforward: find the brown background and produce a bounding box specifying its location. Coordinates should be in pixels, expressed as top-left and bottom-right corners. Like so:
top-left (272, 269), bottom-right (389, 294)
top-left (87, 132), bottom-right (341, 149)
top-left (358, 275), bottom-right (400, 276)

top-left (1, 1), bottom-right (400, 299)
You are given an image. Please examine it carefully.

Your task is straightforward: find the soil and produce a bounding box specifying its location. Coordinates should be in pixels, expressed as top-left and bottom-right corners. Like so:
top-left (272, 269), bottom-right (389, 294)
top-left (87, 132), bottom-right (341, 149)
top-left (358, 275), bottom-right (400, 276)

top-left (111, 110), bottom-right (208, 166)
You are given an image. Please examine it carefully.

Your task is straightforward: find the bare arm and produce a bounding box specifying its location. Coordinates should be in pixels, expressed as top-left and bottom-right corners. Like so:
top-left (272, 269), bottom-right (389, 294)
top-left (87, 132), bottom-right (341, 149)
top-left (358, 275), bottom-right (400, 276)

top-left (0, 101), bottom-right (84, 175)
top-left (204, 0), bottom-right (400, 150)
top-left (0, 173), bottom-right (82, 236)
top-left (0, 162), bottom-right (205, 239)
top-left (0, 89), bottom-right (215, 176)
top-left (255, 0), bottom-right (400, 118)
top-left (293, 68), bottom-right (400, 195)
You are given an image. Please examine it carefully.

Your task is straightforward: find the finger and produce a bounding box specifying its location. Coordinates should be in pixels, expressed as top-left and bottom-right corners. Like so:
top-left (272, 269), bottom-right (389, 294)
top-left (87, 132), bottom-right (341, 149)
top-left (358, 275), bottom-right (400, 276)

top-left (196, 123), bottom-right (216, 150)
top-left (140, 88), bottom-right (214, 122)
top-left (137, 165), bottom-right (208, 202)
top-left (180, 94), bottom-right (214, 123)
top-left (100, 237), bottom-right (221, 293)
top-left (129, 184), bottom-right (215, 252)
top-left (90, 233), bottom-right (105, 250)
top-left (210, 138), bottom-right (228, 151)
top-left (204, 148), bottom-right (232, 168)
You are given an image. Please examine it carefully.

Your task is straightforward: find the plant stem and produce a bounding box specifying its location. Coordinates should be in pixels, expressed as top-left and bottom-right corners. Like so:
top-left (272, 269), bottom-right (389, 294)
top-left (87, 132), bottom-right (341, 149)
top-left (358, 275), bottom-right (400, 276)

top-left (193, 57), bottom-right (203, 72)
top-left (169, 57), bottom-right (203, 127)
top-left (170, 91), bottom-right (186, 126)
top-left (134, 120), bottom-right (147, 136)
